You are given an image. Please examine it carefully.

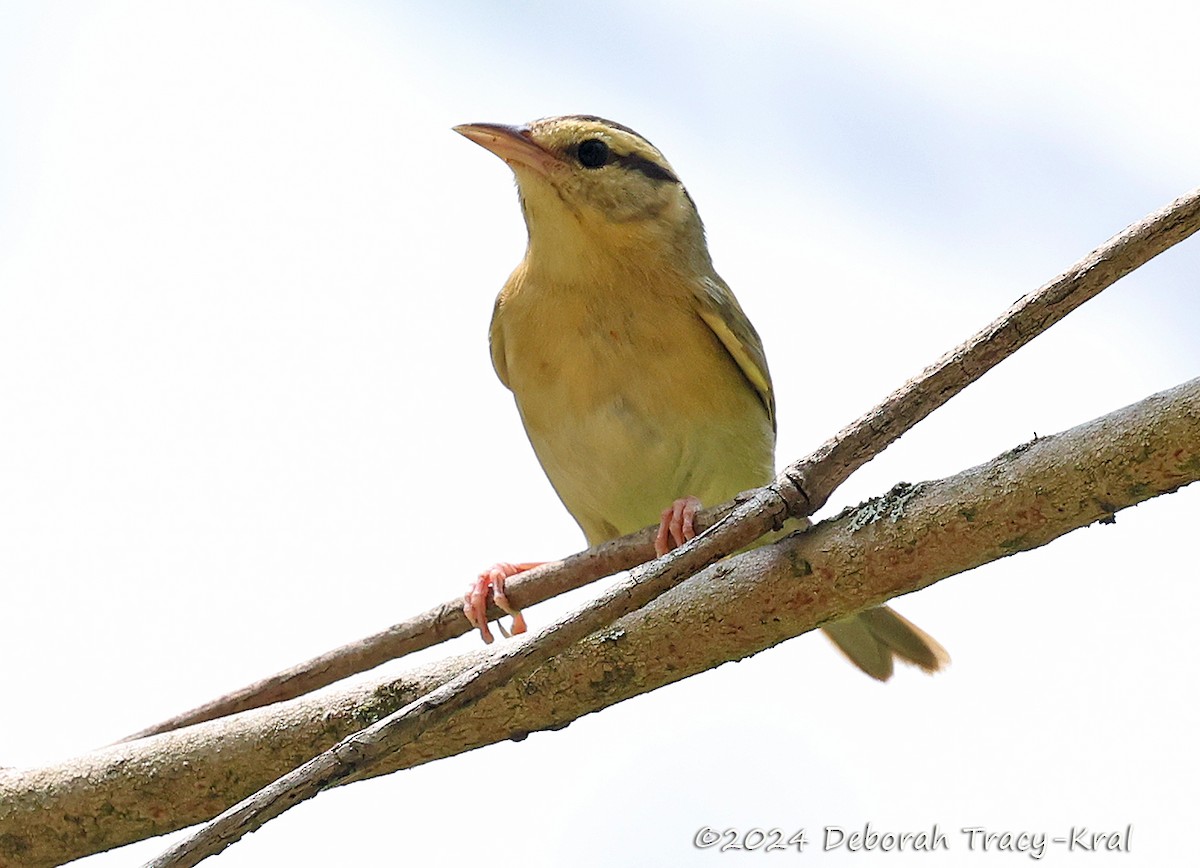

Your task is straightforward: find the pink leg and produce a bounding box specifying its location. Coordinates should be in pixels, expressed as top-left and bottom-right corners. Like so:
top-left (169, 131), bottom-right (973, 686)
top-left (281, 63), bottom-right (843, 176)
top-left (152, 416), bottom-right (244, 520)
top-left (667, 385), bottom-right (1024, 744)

top-left (655, 496), bottom-right (703, 556)
top-left (463, 561), bottom-right (542, 643)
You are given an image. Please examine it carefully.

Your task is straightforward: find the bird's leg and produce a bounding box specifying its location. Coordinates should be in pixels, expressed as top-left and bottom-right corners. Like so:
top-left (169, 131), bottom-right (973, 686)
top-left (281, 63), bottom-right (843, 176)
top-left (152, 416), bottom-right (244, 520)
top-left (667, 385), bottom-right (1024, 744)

top-left (655, 495), bottom-right (703, 556)
top-left (463, 561), bottom-right (540, 643)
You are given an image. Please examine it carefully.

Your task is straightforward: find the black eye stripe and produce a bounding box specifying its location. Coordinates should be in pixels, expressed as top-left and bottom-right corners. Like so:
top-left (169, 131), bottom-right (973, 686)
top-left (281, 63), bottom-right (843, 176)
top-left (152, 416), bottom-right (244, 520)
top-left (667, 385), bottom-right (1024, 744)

top-left (552, 115), bottom-right (680, 183)
top-left (568, 138), bottom-right (678, 183)
top-left (612, 152), bottom-right (678, 183)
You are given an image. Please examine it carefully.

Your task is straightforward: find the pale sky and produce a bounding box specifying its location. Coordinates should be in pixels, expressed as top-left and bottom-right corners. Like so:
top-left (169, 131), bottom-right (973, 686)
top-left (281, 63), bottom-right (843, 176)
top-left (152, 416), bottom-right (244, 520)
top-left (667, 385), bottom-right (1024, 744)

top-left (2, 1), bottom-right (1198, 865)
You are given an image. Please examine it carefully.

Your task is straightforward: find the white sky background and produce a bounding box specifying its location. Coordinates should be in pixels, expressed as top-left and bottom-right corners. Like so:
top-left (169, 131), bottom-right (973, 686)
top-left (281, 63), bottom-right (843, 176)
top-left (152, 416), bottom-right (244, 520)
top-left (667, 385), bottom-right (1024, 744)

top-left (1, 0), bottom-right (1197, 864)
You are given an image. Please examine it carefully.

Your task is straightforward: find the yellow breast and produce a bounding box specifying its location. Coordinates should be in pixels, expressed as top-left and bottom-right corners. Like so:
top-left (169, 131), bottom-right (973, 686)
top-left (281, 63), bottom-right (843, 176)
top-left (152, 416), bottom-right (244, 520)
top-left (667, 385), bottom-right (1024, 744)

top-left (491, 261), bottom-right (775, 545)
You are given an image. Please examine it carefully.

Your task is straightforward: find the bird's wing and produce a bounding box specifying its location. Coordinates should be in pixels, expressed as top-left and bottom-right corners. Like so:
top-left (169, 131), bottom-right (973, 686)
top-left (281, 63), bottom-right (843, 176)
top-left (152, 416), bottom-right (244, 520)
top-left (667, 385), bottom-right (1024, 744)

top-left (694, 275), bottom-right (775, 430)
top-left (488, 293), bottom-right (511, 389)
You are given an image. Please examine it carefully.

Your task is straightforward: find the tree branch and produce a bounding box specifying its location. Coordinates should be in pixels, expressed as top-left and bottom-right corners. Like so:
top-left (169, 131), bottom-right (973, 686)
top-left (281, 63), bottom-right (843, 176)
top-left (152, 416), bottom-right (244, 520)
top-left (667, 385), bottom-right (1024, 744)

top-left (124, 185), bottom-right (1200, 742)
top-left (2, 377), bottom-right (1197, 867)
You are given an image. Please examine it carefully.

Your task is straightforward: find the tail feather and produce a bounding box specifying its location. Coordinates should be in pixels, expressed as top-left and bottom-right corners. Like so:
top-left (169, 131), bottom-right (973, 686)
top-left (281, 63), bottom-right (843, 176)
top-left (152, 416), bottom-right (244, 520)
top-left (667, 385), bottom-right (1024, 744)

top-left (822, 606), bottom-right (950, 681)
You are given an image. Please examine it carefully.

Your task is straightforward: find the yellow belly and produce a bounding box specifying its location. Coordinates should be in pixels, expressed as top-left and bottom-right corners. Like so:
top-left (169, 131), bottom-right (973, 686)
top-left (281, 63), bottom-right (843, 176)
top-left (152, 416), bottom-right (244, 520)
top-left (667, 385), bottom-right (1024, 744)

top-left (494, 275), bottom-right (774, 546)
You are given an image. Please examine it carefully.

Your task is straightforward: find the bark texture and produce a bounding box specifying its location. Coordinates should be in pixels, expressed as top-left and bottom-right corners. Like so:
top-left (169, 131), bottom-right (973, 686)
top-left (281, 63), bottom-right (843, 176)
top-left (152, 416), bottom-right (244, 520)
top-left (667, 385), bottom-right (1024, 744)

top-left (2, 377), bottom-right (1196, 867)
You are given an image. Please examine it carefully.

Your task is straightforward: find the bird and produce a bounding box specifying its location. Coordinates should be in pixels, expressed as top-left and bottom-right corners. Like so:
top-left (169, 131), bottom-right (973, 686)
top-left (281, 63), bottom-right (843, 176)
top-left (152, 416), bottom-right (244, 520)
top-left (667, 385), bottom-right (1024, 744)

top-left (454, 115), bottom-right (948, 680)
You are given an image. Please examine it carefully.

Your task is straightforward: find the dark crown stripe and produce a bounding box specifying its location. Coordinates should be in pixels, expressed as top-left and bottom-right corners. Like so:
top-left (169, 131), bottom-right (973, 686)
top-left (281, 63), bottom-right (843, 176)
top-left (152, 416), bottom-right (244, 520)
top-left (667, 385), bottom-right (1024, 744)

top-left (555, 114), bottom-right (679, 183)
top-left (561, 114), bottom-right (650, 142)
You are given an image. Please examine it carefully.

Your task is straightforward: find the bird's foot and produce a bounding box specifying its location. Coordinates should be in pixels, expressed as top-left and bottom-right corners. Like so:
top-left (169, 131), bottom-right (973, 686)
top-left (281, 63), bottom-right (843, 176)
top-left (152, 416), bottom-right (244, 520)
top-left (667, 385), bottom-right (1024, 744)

top-left (655, 495), bottom-right (703, 556)
top-left (463, 561), bottom-right (541, 643)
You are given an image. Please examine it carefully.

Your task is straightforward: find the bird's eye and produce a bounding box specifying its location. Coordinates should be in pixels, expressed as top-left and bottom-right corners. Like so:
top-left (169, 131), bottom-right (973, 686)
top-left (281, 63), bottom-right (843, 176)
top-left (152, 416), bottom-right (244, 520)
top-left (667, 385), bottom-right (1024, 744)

top-left (576, 139), bottom-right (610, 168)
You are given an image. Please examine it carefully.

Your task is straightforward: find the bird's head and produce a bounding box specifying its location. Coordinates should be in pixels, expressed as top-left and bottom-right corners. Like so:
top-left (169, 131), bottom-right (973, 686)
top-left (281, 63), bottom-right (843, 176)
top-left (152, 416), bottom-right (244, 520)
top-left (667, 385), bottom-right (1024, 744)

top-left (454, 115), bottom-right (709, 270)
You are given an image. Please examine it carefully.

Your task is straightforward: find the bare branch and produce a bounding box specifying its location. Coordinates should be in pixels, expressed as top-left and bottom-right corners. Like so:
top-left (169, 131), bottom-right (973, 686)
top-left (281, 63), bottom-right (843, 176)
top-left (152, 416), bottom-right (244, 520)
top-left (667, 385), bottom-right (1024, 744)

top-left (138, 184), bottom-right (1200, 864)
top-left (3, 377), bottom-right (1197, 867)
top-left (791, 184), bottom-right (1200, 510)
top-left (126, 184), bottom-right (1200, 742)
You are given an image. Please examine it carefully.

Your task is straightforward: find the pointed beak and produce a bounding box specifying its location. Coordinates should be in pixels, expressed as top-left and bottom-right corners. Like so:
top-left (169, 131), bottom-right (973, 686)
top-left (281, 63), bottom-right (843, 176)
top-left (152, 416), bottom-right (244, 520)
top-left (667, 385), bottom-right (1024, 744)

top-left (453, 122), bottom-right (558, 175)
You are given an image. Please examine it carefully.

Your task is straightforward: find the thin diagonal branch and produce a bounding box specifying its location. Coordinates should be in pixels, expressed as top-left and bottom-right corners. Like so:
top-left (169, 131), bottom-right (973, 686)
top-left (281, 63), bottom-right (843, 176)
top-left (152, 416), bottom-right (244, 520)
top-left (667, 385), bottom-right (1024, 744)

top-left (4, 377), bottom-right (1197, 867)
top-left (792, 184), bottom-right (1200, 509)
top-left (126, 184), bottom-right (1200, 743)
top-left (143, 188), bottom-right (1200, 866)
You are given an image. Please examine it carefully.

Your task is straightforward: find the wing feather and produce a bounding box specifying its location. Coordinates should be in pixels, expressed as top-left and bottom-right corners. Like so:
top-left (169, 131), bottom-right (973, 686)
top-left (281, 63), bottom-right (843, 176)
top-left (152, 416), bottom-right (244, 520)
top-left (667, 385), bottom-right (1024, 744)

top-left (693, 276), bottom-right (775, 430)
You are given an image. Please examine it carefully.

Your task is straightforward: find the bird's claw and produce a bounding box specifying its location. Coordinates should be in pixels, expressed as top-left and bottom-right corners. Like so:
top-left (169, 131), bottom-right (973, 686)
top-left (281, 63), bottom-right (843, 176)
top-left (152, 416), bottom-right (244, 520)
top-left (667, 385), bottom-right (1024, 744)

top-left (655, 495), bottom-right (703, 556)
top-left (463, 561), bottom-right (535, 643)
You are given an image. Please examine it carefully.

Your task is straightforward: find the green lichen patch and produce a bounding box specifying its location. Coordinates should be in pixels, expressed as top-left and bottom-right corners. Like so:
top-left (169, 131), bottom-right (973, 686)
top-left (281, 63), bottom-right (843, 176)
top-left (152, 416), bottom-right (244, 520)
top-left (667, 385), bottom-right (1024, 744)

top-left (847, 482), bottom-right (925, 531)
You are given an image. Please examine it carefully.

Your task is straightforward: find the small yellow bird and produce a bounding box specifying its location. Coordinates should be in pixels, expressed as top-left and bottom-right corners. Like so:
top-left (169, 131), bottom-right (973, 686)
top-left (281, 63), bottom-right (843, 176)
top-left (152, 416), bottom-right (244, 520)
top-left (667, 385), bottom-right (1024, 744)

top-left (455, 115), bottom-right (948, 680)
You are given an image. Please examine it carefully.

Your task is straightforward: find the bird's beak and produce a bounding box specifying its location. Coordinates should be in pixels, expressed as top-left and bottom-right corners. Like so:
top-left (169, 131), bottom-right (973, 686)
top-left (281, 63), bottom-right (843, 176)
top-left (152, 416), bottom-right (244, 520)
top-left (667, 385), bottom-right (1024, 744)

top-left (453, 122), bottom-right (558, 176)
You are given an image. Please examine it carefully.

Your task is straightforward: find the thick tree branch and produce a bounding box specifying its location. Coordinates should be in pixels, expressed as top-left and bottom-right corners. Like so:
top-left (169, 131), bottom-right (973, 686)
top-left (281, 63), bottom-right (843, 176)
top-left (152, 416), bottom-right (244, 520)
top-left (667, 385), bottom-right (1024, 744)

top-left (125, 185), bottom-right (1200, 742)
top-left (3, 376), bottom-right (1196, 867)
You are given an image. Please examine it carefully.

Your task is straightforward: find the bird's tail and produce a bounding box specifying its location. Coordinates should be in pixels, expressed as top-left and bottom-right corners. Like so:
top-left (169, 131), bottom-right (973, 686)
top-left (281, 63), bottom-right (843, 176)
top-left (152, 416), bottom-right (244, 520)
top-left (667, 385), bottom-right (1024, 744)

top-left (822, 606), bottom-right (950, 681)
